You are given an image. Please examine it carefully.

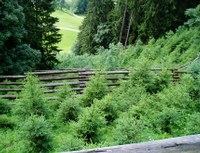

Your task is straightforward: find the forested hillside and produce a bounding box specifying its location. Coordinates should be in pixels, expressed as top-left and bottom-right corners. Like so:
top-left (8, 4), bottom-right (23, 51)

top-left (74, 0), bottom-right (199, 55)
top-left (0, 1), bottom-right (200, 153)
top-left (57, 5), bottom-right (200, 70)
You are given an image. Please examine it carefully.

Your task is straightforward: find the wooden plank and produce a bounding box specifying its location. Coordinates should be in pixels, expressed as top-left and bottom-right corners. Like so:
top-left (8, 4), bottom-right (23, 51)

top-left (79, 71), bottom-right (130, 76)
top-left (40, 82), bottom-right (86, 88)
top-left (44, 88), bottom-right (83, 93)
top-left (61, 134), bottom-right (200, 153)
top-left (149, 68), bottom-right (175, 71)
top-left (0, 88), bottom-right (23, 92)
top-left (108, 83), bottom-right (120, 86)
top-left (26, 69), bottom-right (89, 75)
top-left (34, 68), bottom-right (92, 72)
top-left (172, 76), bottom-right (180, 79)
top-left (79, 77), bottom-right (129, 82)
top-left (39, 76), bottom-right (87, 81)
top-left (176, 71), bottom-right (189, 74)
top-left (0, 95), bottom-right (17, 99)
top-left (79, 83), bottom-right (120, 88)
top-left (0, 82), bottom-right (23, 85)
top-left (0, 75), bottom-right (25, 79)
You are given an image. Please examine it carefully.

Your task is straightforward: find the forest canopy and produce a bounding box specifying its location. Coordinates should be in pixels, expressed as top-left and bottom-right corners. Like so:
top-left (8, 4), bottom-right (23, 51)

top-left (74, 0), bottom-right (199, 55)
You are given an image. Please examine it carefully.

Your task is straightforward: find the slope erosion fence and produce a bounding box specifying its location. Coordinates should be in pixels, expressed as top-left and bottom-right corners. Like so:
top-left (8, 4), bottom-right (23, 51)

top-left (0, 68), bottom-right (187, 100)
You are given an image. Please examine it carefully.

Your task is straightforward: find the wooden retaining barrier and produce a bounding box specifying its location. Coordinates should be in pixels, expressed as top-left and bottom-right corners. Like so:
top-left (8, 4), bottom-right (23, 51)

top-left (0, 68), bottom-right (187, 100)
top-left (61, 134), bottom-right (200, 153)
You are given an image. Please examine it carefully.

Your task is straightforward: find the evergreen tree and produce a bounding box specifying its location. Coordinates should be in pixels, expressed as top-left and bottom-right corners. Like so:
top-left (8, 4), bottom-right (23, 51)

top-left (19, 0), bottom-right (61, 69)
top-left (72, 0), bottom-right (88, 14)
top-left (0, 0), bottom-right (41, 74)
top-left (75, 0), bottom-right (114, 55)
top-left (110, 0), bottom-right (142, 45)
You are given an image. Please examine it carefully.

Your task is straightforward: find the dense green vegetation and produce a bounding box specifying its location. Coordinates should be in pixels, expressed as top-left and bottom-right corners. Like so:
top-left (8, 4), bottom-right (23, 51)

top-left (75, 0), bottom-right (199, 55)
top-left (57, 13), bottom-right (200, 70)
top-left (75, 0), bottom-right (114, 54)
top-left (0, 0), bottom-right (61, 74)
top-left (0, 62), bottom-right (199, 152)
top-left (0, 0), bottom-right (41, 74)
top-left (18, 0), bottom-right (61, 70)
top-left (71, 0), bottom-right (88, 14)
top-left (0, 0), bottom-right (200, 152)
top-left (1, 5), bottom-right (200, 152)
top-left (54, 0), bottom-right (88, 14)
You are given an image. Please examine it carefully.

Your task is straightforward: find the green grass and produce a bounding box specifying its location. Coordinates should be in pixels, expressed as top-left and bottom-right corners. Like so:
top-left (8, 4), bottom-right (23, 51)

top-left (52, 10), bottom-right (83, 53)
top-left (58, 30), bottom-right (78, 52)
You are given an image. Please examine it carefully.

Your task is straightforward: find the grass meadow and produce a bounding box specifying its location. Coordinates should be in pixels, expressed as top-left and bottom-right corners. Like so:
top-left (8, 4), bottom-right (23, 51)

top-left (52, 10), bottom-right (83, 53)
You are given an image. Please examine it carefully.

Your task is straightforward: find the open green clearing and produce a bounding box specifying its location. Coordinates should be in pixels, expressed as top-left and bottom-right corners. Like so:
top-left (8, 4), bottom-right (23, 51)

top-left (52, 10), bottom-right (83, 53)
top-left (57, 30), bottom-right (78, 52)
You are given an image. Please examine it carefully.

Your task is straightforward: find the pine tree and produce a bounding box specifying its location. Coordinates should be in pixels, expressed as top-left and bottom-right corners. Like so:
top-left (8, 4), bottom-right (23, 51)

top-left (75, 0), bottom-right (114, 55)
top-left (0, 0), bottom-right (41, 74)
top-left (19, 0), bottom-right (61, 69)
top-left (110, 0), bottom-right (142, 45)
top-left (72, 0), bottom-right (88, 14)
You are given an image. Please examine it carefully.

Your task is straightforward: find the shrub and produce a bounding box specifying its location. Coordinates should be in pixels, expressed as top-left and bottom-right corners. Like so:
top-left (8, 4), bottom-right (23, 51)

top-left (54, 134), bottom-right (85, 152)
top-left (80, 74), bottom-right (108, 107)
top-left (13, 75), bottom-right (49, 120)
top-left (56, 97), bottom-right (81, 123)
top-left (146, 70), bottom-right (171, 93)
top-left (20, 115), bottom-right (53, 153)
top-left (109, 83), bottom-right (147, 114)
top-left (0, 89), bottom-right (13, 132)
top-left (50, 85), bottom-right (74, 111)
top-left (184, 113), bottom-right (200, 135)
top-left (151, 108), bottom-right (186, 136)
top-left (188, 60), bottom-right (200, 78)
top-left (181, 75), bottom-right (200, 110)
top-left (93, 97), bottom-right (118, 124)
top-left (113, 112), bottom-right (144, 145)
top-left (0, 129), bottom-right (22, 153)
top-left (129, 66), bottom-right (171, 94)
top-left (0, 100), bottom-right (11, 115)
top-left (56, 85), bottom-right (74, 103)
top-left (0, 115), bottom-right (14, 129)
top-left (156, 83), bottom-right (194, 111)
top-left (75, 105), bottom-right (106, 143)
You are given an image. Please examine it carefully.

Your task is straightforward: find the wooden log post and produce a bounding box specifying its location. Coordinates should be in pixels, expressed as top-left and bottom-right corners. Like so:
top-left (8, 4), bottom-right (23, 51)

top-left (172, 69), bottom-right (180, 83)
top-left (61, 134), bottom-right (200, 153)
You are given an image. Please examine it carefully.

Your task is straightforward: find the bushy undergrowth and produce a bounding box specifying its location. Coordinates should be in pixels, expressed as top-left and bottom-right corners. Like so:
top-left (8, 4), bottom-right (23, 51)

top-left (56, 97), bottom-right (81, 123)
top-left (19, 115), bottom-right (53, 153)
top-left (57, 26), bottom-right (200, 71)
top-left (79, 74), bottom-right (108, 107)
top-left (74, 105), bottom-right (106, 143)
top-left (2, 63), bottom-right (200, 153)
top-left (13, 75), bottom-right (49, 120)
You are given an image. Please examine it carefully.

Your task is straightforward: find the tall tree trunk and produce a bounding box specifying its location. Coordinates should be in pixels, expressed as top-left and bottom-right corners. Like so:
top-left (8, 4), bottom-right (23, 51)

top-left (125, 11), bottom-right (133, 47)
top-left (119, 5), bottom-right (127, 43)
